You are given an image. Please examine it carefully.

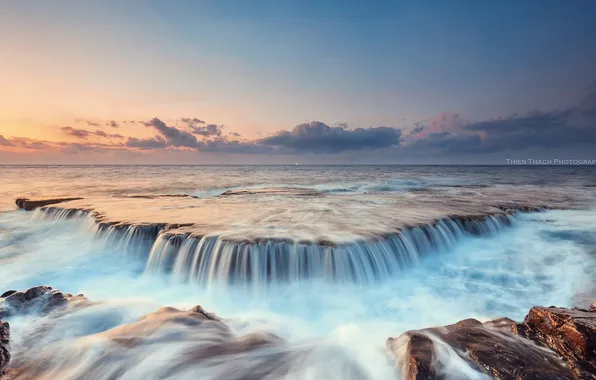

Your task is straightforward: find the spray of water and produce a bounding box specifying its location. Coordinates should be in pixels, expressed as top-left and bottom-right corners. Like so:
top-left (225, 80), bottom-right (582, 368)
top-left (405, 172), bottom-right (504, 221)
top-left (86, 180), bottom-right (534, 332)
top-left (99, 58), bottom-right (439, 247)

top-left (0, 208), bottom-right (594, 379)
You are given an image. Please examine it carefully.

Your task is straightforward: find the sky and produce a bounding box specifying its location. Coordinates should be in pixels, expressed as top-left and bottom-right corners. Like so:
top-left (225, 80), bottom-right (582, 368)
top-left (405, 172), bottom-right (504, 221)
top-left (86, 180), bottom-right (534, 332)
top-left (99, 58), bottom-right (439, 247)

top-left (1, 0), bottom-right (596, 164)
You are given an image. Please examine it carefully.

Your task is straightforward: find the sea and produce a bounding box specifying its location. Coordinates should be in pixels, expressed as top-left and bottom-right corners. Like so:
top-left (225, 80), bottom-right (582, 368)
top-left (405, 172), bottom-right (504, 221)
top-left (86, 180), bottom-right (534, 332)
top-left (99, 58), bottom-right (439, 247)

top-left (1, 165), bottom-right (596, 379)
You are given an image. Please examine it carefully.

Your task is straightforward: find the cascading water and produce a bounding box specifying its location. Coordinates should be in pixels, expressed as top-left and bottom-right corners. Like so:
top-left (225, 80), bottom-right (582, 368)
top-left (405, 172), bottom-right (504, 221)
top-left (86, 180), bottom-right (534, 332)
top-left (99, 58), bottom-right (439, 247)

top-left (90, 222), bottom-right (165, 260)
top-left (144, 215), bottom-right (513, 285)
top-left (31, 206), bottom-right (517, 285)
top-left (31, 206), bottom-right (89, 221)
top-left (32, 207), bottom-right (163, 260)
top-left (4, 166), bottom-right (596, 380)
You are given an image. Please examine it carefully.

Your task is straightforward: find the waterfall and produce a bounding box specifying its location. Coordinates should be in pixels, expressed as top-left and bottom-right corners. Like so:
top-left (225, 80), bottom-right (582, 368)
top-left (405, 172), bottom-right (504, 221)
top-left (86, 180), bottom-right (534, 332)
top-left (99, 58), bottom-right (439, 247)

top-left (89, 222), bottom-right (165, 260)
top-left (145, 214), bottom-right (515, 285)
top-left (31, 206), bottom-right (89, 221)
top-left (30, 206), bottom-right (521, 284)
top-left (32, 207), bottom-right (161, 259)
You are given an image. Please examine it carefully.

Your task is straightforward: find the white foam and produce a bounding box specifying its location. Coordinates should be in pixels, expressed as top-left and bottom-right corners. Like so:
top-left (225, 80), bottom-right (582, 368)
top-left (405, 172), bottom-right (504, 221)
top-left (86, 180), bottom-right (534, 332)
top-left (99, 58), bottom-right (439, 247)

top-left (0, 209), bottom-right (595, 378)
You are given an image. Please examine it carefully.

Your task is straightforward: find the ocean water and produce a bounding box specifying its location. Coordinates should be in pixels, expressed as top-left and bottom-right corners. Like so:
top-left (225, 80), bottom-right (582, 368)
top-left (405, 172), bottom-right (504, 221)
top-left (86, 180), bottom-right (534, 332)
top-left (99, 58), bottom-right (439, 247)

top-left (1, 165), bottom-right (596, 379)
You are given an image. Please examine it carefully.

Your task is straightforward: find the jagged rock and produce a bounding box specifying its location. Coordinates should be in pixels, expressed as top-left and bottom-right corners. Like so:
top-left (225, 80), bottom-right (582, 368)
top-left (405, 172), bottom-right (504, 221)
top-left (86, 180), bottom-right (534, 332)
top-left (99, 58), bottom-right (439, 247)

top-left (15, 198), bottom-right (83, 211)
top-left (515, 306), bottom-right (596, 379)
top-left (0, 286), bottom-right (87, 319)
top-left (0, 321), bottom-right (10, 375)
top-left (387, 317), bottom-right (575, 380)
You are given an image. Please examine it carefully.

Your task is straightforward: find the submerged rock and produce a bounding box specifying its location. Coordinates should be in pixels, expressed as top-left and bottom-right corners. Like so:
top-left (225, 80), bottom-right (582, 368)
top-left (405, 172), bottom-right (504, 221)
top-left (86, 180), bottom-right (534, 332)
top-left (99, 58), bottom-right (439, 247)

top-left (8, 303), bottom-right (298, 380)
top-left (15, 198), bottom-right (83, 211)
top-left (0, 321), bottom-right (9, 376)
top-left (0, 286), bottom-right (88, 319)
top-left (1, 288), bottom-right (367, 380)
top-left (515, 306), bottom-right (596, 379)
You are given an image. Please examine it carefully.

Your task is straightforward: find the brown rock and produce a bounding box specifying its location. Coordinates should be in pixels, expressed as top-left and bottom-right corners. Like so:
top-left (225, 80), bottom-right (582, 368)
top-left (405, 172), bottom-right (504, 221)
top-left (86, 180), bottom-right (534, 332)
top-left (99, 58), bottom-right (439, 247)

top-left (15, 198), bottom-right (83, 211)
top-left (388, 317), bottom-right (575, 380)
top-left (515, 306), bottom-right (596, 379)
top-left (387, 333), bottom-right (437, 380)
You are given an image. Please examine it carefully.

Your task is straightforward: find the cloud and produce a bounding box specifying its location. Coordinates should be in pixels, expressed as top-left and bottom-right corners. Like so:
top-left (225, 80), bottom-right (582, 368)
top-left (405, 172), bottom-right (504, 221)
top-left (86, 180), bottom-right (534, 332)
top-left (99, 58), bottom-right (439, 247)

top-left (461, 112), bottom-right (596, 153)
top-left (93, 130), bottom-right (123, 139)
top-left (0, 135), bottom-right (14, 147)
top-left (74, 119), bottom-right (102, 127)
top-left (10, 137), bottom-right (51, 150)
top-left (143, 117), bottom-right (199, 148)
top-left (5, 80), bottom-right (595, 161)
top-left (61, 126), bottom-right (91, 138)
top-left (406, 85), bottom-right (596, 154)
top-left (125, 136), bottom-right (168, 150)
top-left (181, 117), bottom-right (205, 125)
top-left (411, 123), bottom-right (425, 134)
top-left (60, 142), bottom-right (113, 154)
top-left (190, 123), bottom-right (222, 137)
top-left (107, 120), bottom-right (119, 128)
top-left (61, 126), bottom-right (123, 140)
top-left (259, 121), bottom-right (402, 153)
top-left (195, 138), bottom-right (273, 154)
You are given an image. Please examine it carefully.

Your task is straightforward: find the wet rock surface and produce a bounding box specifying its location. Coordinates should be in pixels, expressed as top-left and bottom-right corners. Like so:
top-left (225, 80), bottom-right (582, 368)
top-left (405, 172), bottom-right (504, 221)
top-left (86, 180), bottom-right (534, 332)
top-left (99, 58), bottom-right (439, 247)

top-left (15, 198), bottom-right (83, 211)
top-left (0, 286), bottom-right (88, 320)
top-left (5, 284), bottom-right (596, 379)
top-left (515, 306), bottom-right (596, 379)
top-left (389, 305), bottom-right (596, 379)
top-left (15, 185), bottom-right (585, 245)
top-left (0, 321), bottom-right (9, 376)
top-left (388, 318), bottom-right (574, 380)
top-left (0, 286), bottom-right (366, 380)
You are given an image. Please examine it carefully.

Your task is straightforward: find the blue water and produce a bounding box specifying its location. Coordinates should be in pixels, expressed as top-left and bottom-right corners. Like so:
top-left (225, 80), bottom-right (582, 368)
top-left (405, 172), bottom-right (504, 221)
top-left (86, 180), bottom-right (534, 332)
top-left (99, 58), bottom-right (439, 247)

top-left (1, 165), bottom-right (596, 379)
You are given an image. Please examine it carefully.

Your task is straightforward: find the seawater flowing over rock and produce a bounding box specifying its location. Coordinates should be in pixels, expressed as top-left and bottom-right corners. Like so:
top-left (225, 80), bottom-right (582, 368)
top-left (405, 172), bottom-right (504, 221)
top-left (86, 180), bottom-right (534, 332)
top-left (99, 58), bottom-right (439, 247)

top-left (0, 286), bottom-right (85, 319)
top-left (2, 284), bottom-right (596, 380)
top-left (0, 286), bottom-right (89, 379)
top-left (387, 306), bottom-right (596, 380)
top-left (515, 306), bottom-right (596, 379)
top-left (387, 319), bottom-right (574, 379)
top-left (20, 188), bottom-right (581, 286)
top-left (144, 215), bottom-right (514, 284)
top-left (0, 287), bottom-right (366, 380)
top-left (31, 204), bottom-right (524, 284)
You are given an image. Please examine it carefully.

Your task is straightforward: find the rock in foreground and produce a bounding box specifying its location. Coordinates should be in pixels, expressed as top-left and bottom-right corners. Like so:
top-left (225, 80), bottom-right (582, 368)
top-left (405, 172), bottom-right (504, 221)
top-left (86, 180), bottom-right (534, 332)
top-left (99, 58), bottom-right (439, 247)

top-left (388, 306), bottom-right (596, 379)
top-left (515, 306), bottom-right (596, 379)
top-left (387, 318), bottom-right (574, 379)
top-left (0, 286), bottom-right (367, 380)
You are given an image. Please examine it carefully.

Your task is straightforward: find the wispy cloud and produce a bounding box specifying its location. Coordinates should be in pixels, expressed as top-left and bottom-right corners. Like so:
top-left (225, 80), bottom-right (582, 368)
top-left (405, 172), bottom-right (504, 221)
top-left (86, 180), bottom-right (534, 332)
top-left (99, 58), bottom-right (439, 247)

top-left (125, 136), bottom-right (168, 150)
top-left (189, 124), bottom-right (222, 137)
top-left (61, 126), bottom-right (123, 140)
top-left (3, 81), bottom-right (596, 161)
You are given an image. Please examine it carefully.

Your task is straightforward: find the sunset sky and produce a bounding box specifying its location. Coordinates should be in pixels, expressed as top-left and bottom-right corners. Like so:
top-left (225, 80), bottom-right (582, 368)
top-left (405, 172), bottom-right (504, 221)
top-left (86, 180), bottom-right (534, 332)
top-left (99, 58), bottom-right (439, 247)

top-left (2, 1), bottom-right (596, 164)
